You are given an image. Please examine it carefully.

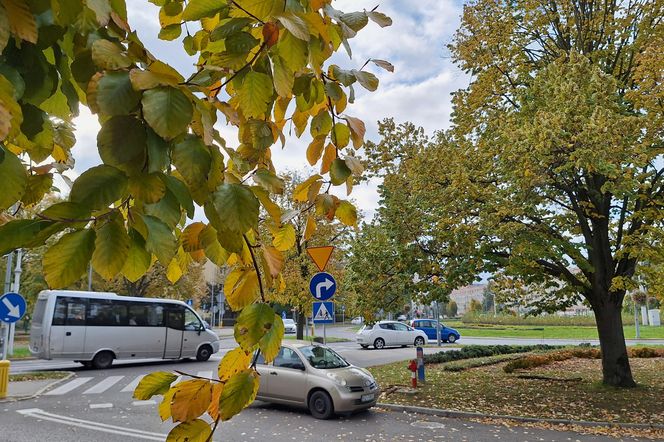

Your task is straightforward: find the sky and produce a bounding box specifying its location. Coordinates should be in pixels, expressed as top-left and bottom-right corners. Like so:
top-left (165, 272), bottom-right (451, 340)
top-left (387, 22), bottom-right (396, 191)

top-left (68, 1), bottom-right (469, 221)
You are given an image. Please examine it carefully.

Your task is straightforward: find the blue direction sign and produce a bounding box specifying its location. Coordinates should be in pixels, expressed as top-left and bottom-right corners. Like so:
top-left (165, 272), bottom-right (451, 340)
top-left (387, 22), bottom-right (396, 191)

top-left (313, 302), bottom-right (334, 324)
top-left (309, 272), bottom-right (336, 301)
top-left (0, 292), bottom-right (27, 323)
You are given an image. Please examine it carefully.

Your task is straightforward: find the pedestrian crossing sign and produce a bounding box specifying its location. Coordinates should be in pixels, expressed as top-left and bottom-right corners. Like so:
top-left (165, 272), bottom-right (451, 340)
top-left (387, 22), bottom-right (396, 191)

top-left (313, 301), bottom-right (334, 324)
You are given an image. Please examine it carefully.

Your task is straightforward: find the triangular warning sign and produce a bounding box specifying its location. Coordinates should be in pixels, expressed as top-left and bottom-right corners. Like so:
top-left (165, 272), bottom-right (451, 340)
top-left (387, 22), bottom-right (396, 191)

top-left (314, 303), bottom-right (332, 321)
top-left (307, 246), bottom-right (334, 271)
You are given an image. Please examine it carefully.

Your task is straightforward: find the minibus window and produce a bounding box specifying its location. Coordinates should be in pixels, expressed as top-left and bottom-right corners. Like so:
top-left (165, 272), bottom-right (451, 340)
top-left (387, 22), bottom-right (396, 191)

top-left (66, 300), bottom-right (87, 326)
top-left (166, 307), bottom-right (184, 330)
top-left (32, 299), bottom-right (47, 325)
top-left (53, 297), bottom-right (67, 325)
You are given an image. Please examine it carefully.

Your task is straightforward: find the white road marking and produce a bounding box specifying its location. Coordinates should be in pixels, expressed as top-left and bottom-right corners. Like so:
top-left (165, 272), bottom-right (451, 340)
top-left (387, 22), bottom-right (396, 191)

top-left (132, 400), bottom-right (157, 406)
top-left (83, 375), bottom-right (125, 394)
top-left (45, 377), bottom-right (93, 395)
top-left (89, 403), bottom-right (113, 409)
top-left (121, 375), bottom-right (145, 392)
top-left (17, 408), bottom-right (166, 440)
top-left (197, 370), bottom-right (213, 379)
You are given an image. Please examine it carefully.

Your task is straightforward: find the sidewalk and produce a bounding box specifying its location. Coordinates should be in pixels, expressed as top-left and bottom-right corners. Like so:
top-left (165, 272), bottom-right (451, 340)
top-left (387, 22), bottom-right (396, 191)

top-left (1, 373), bottom-right (73, 402)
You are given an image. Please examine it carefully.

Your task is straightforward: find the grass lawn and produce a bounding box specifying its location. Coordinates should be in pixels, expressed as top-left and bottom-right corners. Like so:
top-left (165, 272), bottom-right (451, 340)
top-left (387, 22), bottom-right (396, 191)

top-left (444, 320), bottom-right (664, 340)
top-left (283, 335), bottom-right (350, 343)
top-left (9, 371), bottom-right (70, 382)
top-left (8, 346), bottom-right (32, 360)
top-left (369, 356), bottom-right (664, 427)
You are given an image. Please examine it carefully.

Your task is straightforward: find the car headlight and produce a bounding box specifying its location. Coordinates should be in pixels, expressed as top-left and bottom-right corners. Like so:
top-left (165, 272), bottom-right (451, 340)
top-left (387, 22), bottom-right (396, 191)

top-left (326, 372), bottom-right (347, 387)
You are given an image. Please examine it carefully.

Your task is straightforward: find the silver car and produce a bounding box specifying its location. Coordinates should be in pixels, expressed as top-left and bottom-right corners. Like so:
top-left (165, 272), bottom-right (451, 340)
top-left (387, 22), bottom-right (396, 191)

top-left (253, 341), bottom-right (380, 419)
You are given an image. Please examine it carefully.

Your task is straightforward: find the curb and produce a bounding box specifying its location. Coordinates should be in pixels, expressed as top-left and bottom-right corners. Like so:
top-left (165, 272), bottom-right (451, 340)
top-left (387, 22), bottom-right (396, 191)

top-left (0, 372), bottom-right (75, 403)
top-left (377, 403), bottom-right (664, 431)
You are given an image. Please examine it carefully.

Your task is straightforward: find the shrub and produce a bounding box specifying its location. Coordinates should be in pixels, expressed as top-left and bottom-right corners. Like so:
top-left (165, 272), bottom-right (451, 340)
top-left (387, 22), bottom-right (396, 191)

top-left (630, 347), bottom-right (664, 358)
top-left (442, 354), bottom-right (525, 372)
top-left (423, 344), bottom-right (561, 365)
top-left (461, 312), bottom-right (634, 327)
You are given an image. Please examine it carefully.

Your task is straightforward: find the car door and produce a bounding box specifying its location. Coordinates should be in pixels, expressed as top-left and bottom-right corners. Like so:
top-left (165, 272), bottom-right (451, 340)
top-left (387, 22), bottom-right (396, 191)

top-left (417, 320), bottom-right (434, 340)
top-left (392, 322), bottom-right (411, 345)
top-left (182, 307), bottom-right (204, 357)
top-left (253, 352), bottom-right (271, 399)
top-left (164, 306), bottom-right (183, 359)
top-left (266, 347), bottom-right (307, 405)
top-left (377, 323), bottom-right (394, 346)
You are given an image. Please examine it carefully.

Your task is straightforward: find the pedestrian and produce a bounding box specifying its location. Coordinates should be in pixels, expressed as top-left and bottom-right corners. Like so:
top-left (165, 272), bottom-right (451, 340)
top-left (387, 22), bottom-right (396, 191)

top-left (23, 314), bottom-right (30, 333)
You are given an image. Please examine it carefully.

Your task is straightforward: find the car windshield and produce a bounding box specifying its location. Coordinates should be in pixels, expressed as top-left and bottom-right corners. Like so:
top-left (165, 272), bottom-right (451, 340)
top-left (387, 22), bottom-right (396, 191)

top-left (283, 319), bottom-right (295, 325)
top-left (300, 345), bottom-right (350, 369)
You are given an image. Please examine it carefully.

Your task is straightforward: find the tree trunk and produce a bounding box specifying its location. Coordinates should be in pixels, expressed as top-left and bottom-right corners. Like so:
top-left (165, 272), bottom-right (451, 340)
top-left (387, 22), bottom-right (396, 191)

top-left (295, 310), bottom-right (305, 340)
top-left (593, 300), bottom-right (636, 387)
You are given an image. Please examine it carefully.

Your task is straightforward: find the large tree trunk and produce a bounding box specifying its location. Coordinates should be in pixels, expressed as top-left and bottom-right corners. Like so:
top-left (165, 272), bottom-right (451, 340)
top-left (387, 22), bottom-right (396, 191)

top-left (593, 299), bottom-right (636, 387)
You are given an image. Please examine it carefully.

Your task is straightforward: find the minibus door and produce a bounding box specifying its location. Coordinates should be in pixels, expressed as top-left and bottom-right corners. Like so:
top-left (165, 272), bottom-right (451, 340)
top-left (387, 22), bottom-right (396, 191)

top-left (164, 306), bottom-right (184, 358)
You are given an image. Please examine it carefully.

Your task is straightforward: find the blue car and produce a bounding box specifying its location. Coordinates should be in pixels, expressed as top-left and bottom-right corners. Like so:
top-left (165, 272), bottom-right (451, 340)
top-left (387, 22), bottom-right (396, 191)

top-left (410, 319), bottom-right (460, 343)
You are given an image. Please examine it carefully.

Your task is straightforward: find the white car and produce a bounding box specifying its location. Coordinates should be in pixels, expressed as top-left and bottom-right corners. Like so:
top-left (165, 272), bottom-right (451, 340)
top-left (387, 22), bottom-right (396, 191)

top-left (283, 318), bottom-right (297, 334)
top-left (356, 320), bottom-right (428, 349)
top-left (350, 316), bottom-right (364, 325)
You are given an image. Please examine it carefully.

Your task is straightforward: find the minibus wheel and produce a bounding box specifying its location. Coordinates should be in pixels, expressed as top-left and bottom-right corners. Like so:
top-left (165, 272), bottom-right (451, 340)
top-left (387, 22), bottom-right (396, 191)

top-left (196, 345), bottom-right (213, 361)
top-left (92, 351), bottom-right (114, 369)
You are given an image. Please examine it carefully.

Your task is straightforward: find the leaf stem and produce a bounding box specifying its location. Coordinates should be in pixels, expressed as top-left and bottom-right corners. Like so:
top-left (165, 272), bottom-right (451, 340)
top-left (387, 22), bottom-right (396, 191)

top-left (231, 1), bottom-right (264, 24)
top-left (206, 416), bottom-right (221, 442)
top-left (174, 370), bottom-right (221, 382)
top-left (244, 234), bottom-right (266, 302)
top-left (210, 42), bottom-right (267, 96)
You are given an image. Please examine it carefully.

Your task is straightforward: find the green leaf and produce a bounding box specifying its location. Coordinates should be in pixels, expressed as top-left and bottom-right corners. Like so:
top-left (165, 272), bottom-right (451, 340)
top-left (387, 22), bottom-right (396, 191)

top-left (128, 173), bottom-right (166, 204)
top-left (21, 173), bottom-right (53, 206)
top-left (272, 223), bottom-right (295, 251)
top-left (238, 71), bottom-right (273, 118)
top-left (331, 122), bottom-right (350, 148)
top-left (335, 200), bottom-right (357, 226)
top-left (142, 214), bottom-right (177, 265)
top-left (330, 158), bottom-right (351, 185)
top-left (147, 128), bottom-right (170, 173)
top-left (253, 169), bottom-right (284, 194)
top-left (210, 17), bottom-right (252, 41)
top-left (277, 30), bottom-right (308, 71)
top-left (133, 371), bottom-right (177, 400)
top-left (70, 165), bottom-right (128, 210)
top-left (86, 0), bottom-right (112, 25)
top-left (0, 148), bottom-right (27, 210)
top-left (142, 87), bottom-right (193, 140)
top-left (43, 230), bottom-right (96, 288)
top-left (229, 0), bottom-right (280, 21)
top-left (199, 224), bottom-right (229, 266)
top-left (330, 65), bottom-right (356, 87)
top-left (96, 71), bottom-right (141, 116)
top-left (172, 135), bottom-right (211, 188)
top-left (121, 229), bottom-right (152, 282)
top-left (145, 189), bottom-right (181, 229)
top-left (166, 419), bottom-right (211, 442)
top-left (182, 0), bottom-right (227, 21)
top-left (219, 370), bottom-right (259, 421)
top-left (275, 13), bottom-right (309, 41)
top-left (233, 303), bottom-right (275, 351)
top-left (212, 183), bottom-right (260, 233)
top-left (92, 217), bottom-right (130, 280)
top-left (271, 55), bottom-right (293, 97)
top-left (0, 219), bottom-right (54, 256)
top-left (225, 31), bottom-right (259, 53)
top-left (161, 175), bottom-right (195, 218)
top-left (258, 314), bottom-right (283, 362)
top-left (40, 202), bottom-right (91, 220)
top-left (351, 69), bottom-right (378, 91)
top-left (310, 110), bottom-right (332, 138)
top-left (250, 186), bottom-right (281, 224)
top-left (97, 115), bottom-right (148, 174)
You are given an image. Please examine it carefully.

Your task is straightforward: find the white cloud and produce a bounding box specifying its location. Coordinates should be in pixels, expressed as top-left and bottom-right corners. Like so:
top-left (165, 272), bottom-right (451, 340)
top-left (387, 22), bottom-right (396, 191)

top-left (68, 2), bottom-right (468, 222)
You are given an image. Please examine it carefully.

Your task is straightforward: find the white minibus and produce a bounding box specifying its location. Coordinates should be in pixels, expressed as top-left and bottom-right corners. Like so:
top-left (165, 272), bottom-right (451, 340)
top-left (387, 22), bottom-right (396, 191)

top-left (29, 290), bottom-right (220, 369)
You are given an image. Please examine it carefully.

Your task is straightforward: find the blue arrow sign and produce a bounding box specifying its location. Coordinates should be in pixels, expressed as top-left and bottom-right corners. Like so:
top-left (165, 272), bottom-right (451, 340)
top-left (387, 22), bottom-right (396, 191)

top-left (0, 292), bottom-right (27, 324)
top-left (313, 302), bottom-right (334, 324)
top-left (309, 272), bottom-right (336, 301)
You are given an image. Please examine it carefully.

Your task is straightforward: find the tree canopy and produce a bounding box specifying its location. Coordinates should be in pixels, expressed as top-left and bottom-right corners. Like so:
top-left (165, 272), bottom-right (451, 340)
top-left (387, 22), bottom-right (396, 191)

top-left (0, 0), bottom-right (391, 438)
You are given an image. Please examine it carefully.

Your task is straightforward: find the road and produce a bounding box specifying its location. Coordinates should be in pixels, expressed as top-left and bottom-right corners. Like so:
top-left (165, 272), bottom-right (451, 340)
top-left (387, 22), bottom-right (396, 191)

top-left (2, 330), bottom-right (654, 441)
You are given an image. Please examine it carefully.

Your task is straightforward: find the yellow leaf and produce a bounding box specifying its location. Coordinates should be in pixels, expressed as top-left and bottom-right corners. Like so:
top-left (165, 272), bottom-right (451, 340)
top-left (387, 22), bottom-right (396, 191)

top-left (166, 419), bottom-right (211, 442)
top-left (272, 223), bottom-right (295, 251)
top-left (218, 347), bottom-right (252, 381)
top-left (344, 115), bottom-right (366, 147)
top-left (262, 245), bottom-right (283, 277)
top-left (166, 257), bottom-right (183, 283)
top-left (3, 0), bottom-right (37, 43)
top-left (159, 388), bottom-right (176, 422)
top-left (306, 136), bottom-right (325, 166)
top-left (335, 200), bottom-right (358, 226)
top-left (293, 174), bottom-right (322, 202)
top-left (303, 215), bottom-right (316, 241)
top-left (224, 267), bottom-right (259, 311)
top-left (133, 371), bottom-right (177, 400)
top-left (128, 173), bottom-right (166, 204)
top-left (219, 369), bottom-right (259, 421)
top-left (251, 186), bottom-right (281, 224)
top-left (320, 143), bottom-right (335, 174)
top-left (171, 379), bottom-right (213, 423)
top-left (182, 222), bottom-right (206, 252)
top-left (207, 383), bottom-right (223, 421)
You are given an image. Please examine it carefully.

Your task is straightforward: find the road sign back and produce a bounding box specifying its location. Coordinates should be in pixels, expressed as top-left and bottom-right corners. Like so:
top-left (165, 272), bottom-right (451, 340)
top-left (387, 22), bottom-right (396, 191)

top-left (306, 246), bottom-right (334, 272)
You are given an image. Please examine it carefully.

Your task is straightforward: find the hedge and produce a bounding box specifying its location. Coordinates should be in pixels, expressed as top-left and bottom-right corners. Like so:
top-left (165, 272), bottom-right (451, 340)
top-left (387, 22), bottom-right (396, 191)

top-left (423, 344), bottom-right (562, 364)
top-left (461, 313), bottom-right (634, 327)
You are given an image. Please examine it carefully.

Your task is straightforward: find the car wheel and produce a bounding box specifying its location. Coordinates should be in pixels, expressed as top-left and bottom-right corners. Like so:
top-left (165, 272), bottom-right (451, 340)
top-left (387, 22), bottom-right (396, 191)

top-left (360, 344), bottom-right (369, 349)
top-left (309, 390), bottom-right (334, 419)
top-left (448, 334), bottom-right (457, 344)
top-left (373, 338), bottom-right (385, 349)
top-left (196, 345), bottom-right (213, 361)
top-left (414, 336), bottom-right (425, 347)
top-left (92, 351), bottom-right (114, 369)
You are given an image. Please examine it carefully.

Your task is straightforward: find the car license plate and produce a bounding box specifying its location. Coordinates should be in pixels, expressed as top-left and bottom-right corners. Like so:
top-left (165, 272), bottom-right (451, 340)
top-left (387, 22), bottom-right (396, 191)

top-left (361, 393), bottom-right (374, 402)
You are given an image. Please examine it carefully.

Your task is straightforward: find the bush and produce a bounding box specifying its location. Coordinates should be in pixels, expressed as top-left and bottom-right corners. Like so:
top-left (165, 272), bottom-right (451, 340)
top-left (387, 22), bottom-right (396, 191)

top-left (629, 347), bottom-right (664, 358)
top-left (423, 344), bottom-right (562, 365)
top-left (442, 354), bottom-right (525, 372)
top-left (461, 312), bottom-right (634, 327)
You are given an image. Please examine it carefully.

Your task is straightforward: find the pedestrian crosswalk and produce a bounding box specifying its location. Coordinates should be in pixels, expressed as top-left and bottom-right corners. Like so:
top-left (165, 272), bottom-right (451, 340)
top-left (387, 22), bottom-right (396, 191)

top-left (44, 371), bottom-right (216, 397)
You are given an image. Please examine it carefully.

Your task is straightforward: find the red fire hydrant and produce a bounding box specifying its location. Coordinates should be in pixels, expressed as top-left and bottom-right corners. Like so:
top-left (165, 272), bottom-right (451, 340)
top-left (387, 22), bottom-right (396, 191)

top-left (408, 359), bottom-right (418, 388)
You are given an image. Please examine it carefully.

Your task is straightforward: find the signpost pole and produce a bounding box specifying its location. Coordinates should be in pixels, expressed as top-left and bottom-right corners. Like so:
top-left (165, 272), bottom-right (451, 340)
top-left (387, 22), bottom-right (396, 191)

top-left (8, 249), bottom-right (23, 356)
top-left (1, 252), bottom-right (14, 360)
top-left (323, 323), bottom-right (326, 345)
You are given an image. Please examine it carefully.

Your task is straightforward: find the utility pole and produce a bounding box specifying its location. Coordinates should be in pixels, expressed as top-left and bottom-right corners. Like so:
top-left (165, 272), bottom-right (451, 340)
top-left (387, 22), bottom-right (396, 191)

top-left (87, 262), bottom-right (93, 291)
